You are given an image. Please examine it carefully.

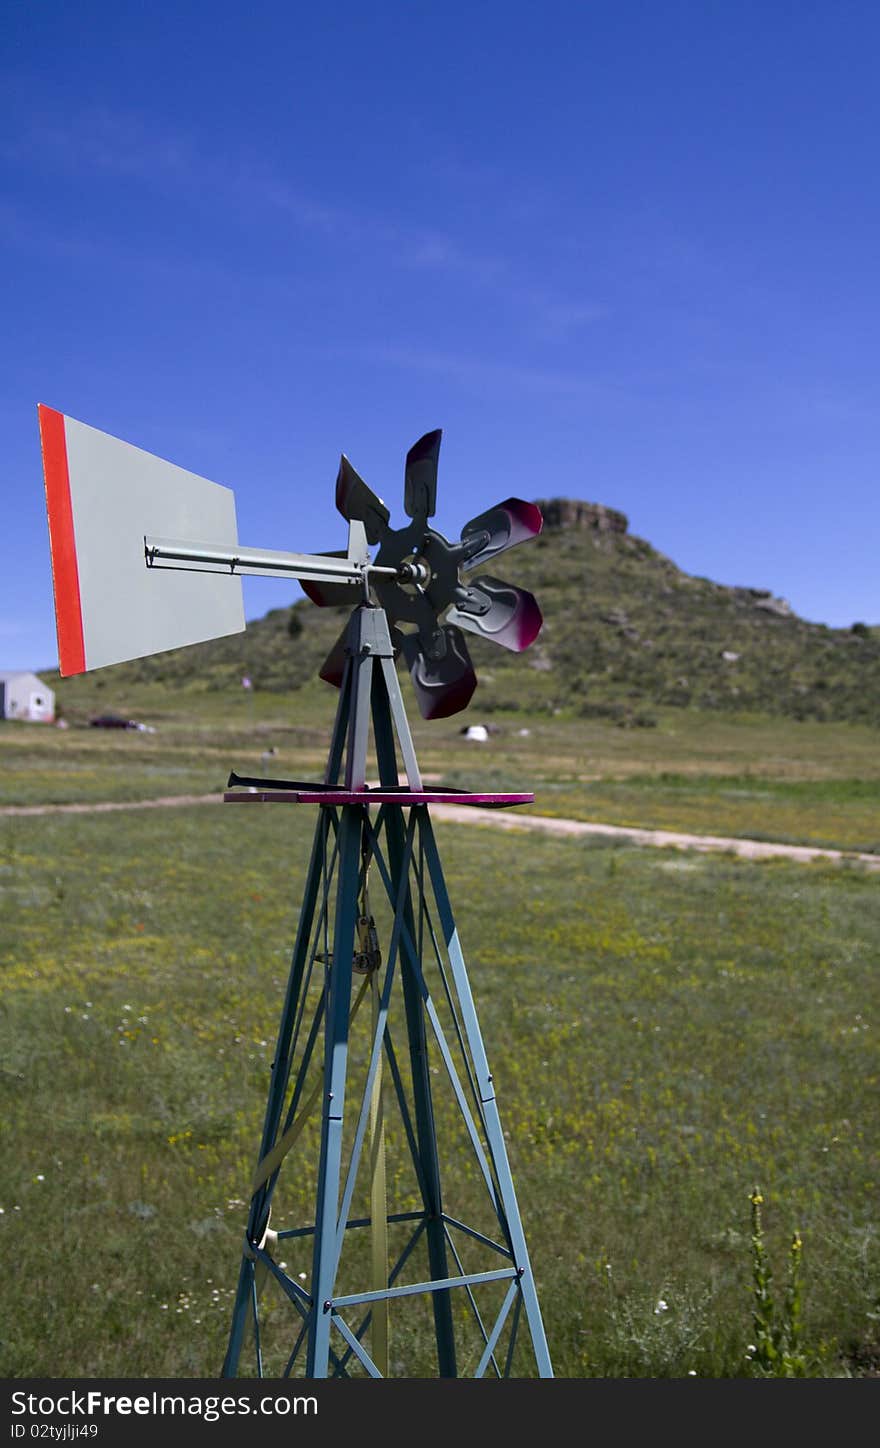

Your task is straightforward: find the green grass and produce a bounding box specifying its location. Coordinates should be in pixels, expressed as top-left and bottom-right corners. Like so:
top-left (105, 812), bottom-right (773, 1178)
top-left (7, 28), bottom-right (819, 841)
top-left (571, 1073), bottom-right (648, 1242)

top-left (7, 498), bottom-right (880, 1377)
top-left (5, 703), bottom-right (880, 853)
top-left (0, 696), bottom-right (332, 807)
top-left (515, 775), bottom-right (880, 854)
top-left (2, 702), bottom-right (879, 1376)
top-left (1, 802), bottom-right (878, 1377)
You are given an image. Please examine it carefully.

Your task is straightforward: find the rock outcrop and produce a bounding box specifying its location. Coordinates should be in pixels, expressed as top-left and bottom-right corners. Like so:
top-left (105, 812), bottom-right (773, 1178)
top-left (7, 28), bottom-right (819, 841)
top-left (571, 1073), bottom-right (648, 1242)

top-left (535, 499), bottom-right (628, 535)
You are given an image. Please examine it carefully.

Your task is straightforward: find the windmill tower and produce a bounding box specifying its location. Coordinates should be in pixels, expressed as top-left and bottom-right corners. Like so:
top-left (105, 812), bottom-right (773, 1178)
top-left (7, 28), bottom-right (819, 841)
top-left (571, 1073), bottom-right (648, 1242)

top-left (38, 408), bottom-right (553, 1379)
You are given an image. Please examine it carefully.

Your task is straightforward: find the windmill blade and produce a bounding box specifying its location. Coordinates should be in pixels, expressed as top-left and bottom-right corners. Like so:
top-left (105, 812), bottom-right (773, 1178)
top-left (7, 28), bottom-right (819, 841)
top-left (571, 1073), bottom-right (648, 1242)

top-left (459, 498), bottom-right (543, 572)
top-left (335, 455), bottom-right (390, 544)
top-left (299, 552), bottom-right (363, 608)
top-left (400, 625), bottom-right (476, 720)
top-left (447, 575), bottom-right (542, 652)
top-left (319, 626), bottom-right (350, 688)
top-left (404, 429), bottom-right (441, 520)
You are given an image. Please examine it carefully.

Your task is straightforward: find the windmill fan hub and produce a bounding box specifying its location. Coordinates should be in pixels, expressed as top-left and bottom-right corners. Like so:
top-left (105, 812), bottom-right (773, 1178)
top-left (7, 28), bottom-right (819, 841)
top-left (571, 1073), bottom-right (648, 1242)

top-left (319, 430), bottom-right (544, 719)
top-left (371, 523), bottom-right (464, 633)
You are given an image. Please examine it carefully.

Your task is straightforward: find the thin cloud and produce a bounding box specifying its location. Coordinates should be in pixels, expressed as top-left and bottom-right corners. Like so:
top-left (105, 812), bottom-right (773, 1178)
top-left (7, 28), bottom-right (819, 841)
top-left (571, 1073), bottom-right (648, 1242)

top-left (0, 104), bottom-right (196, 182)
top-left (2, 102), bottom-right (607, 342)
top-left (330, 342), bottom-right (622, 402)
top-left (527, 296), bottom-right (607, 340)
top-left (398, 232), bottom-right (606, 339)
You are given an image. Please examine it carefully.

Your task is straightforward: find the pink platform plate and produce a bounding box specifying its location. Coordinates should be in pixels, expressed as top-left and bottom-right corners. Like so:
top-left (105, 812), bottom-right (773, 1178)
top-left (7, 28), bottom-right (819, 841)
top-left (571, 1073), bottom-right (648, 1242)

top-left (224, 785), bottom-right (533, 808)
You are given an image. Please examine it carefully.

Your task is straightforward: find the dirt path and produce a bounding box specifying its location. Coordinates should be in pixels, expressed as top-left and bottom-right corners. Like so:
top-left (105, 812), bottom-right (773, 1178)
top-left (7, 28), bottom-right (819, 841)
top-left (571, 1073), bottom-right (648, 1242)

top-left (428, 803), bottom-right (880, 870)
top-left (0, 794), bottom-right (223, 817)
top-left (3, 792), bottom-right (879, 870)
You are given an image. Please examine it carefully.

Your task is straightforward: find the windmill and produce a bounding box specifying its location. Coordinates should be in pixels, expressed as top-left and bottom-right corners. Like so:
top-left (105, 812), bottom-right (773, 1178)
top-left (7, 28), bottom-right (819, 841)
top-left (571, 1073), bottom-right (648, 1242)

top-left (38, 406), bottom-right (553, 1379)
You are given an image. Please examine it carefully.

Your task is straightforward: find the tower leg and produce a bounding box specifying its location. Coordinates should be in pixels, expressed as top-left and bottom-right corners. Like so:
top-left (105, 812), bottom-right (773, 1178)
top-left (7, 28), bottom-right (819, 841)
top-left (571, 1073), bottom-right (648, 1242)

top-left (306, 804), bottom-right (363, 1377)
top-left (417, 809), bottom-right (554, 1377)
top-left (223, 805), bottom-right (335, 1377)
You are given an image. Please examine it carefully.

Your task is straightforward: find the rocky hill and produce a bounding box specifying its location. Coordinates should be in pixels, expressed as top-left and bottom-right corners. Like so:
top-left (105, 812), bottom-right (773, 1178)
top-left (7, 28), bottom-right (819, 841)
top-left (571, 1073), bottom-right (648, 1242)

top-left (47, 501), bottom-right (880, 726)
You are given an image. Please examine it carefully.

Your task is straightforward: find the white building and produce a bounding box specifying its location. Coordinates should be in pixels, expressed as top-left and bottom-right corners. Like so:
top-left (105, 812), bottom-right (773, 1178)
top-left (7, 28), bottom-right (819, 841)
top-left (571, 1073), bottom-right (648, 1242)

top-left (0, 671), bottom-right (55, 723)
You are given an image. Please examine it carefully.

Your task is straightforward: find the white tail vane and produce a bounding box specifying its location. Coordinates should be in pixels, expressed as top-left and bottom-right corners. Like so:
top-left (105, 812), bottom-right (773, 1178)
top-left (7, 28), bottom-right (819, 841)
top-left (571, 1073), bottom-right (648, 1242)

top-left (38, 406), bottom-right (246, 676)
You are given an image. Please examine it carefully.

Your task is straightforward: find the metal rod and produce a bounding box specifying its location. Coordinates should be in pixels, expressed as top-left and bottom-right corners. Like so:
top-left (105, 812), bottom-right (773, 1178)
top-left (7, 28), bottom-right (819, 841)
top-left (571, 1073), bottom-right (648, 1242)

top-left (331, 1314), bottom-right (382, 1378)
top-left (276, 1210), bottom-right (424, 1240)
top-left (418, 812), bottom-right (554, 1378)
top-left (337, 1218), bottom-right (429, 1377)
top-left (331, 1265), bottom-right (518, 1310)
top-left (366, 832), bottom-right (503, 1214)
top-left (441, 1215), bottom-right (511, 1258)
top-left (306, 804), bottom-right (363, 1378)
top-left (368, 781), bottom-right (456, 1368)
top-left (144, 534), bottom-right (399, 582)
top-left (474, 1279), bottom-right (519, 1380)
top-left (332, 814), bottom-right (416, 1270)
top-left (443, 1222), bottom-right (502, 1379)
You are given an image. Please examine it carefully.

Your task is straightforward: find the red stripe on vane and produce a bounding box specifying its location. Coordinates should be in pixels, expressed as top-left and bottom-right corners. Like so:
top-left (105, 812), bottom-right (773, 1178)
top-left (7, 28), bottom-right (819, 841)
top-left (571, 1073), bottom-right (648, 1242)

top-left (38, 405), bottom-right (86, 675)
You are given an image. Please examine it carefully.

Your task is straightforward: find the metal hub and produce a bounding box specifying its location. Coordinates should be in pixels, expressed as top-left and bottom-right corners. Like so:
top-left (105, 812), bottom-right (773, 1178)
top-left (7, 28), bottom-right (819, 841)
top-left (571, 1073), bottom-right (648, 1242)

top-left (306, 430), bottom-right (544, 719)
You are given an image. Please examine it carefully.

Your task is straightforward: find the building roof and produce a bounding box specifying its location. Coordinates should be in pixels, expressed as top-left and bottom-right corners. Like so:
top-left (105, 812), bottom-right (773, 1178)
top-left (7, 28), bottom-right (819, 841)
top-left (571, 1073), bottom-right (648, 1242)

top-left (0, 671), bottom-right (54, 687)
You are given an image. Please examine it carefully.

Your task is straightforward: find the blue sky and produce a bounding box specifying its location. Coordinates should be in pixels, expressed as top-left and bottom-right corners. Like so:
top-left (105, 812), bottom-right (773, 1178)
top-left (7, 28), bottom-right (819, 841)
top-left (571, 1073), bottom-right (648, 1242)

top-left (2, 1), bottom-right (879, 673)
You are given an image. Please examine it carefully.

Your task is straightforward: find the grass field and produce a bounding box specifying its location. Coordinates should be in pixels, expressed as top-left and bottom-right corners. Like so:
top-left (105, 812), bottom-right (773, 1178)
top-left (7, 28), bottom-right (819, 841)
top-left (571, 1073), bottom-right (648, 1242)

top-left (1, 702), bottom-right (878, 1377)
top-left (4, 691), bottom-right (880, 851)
